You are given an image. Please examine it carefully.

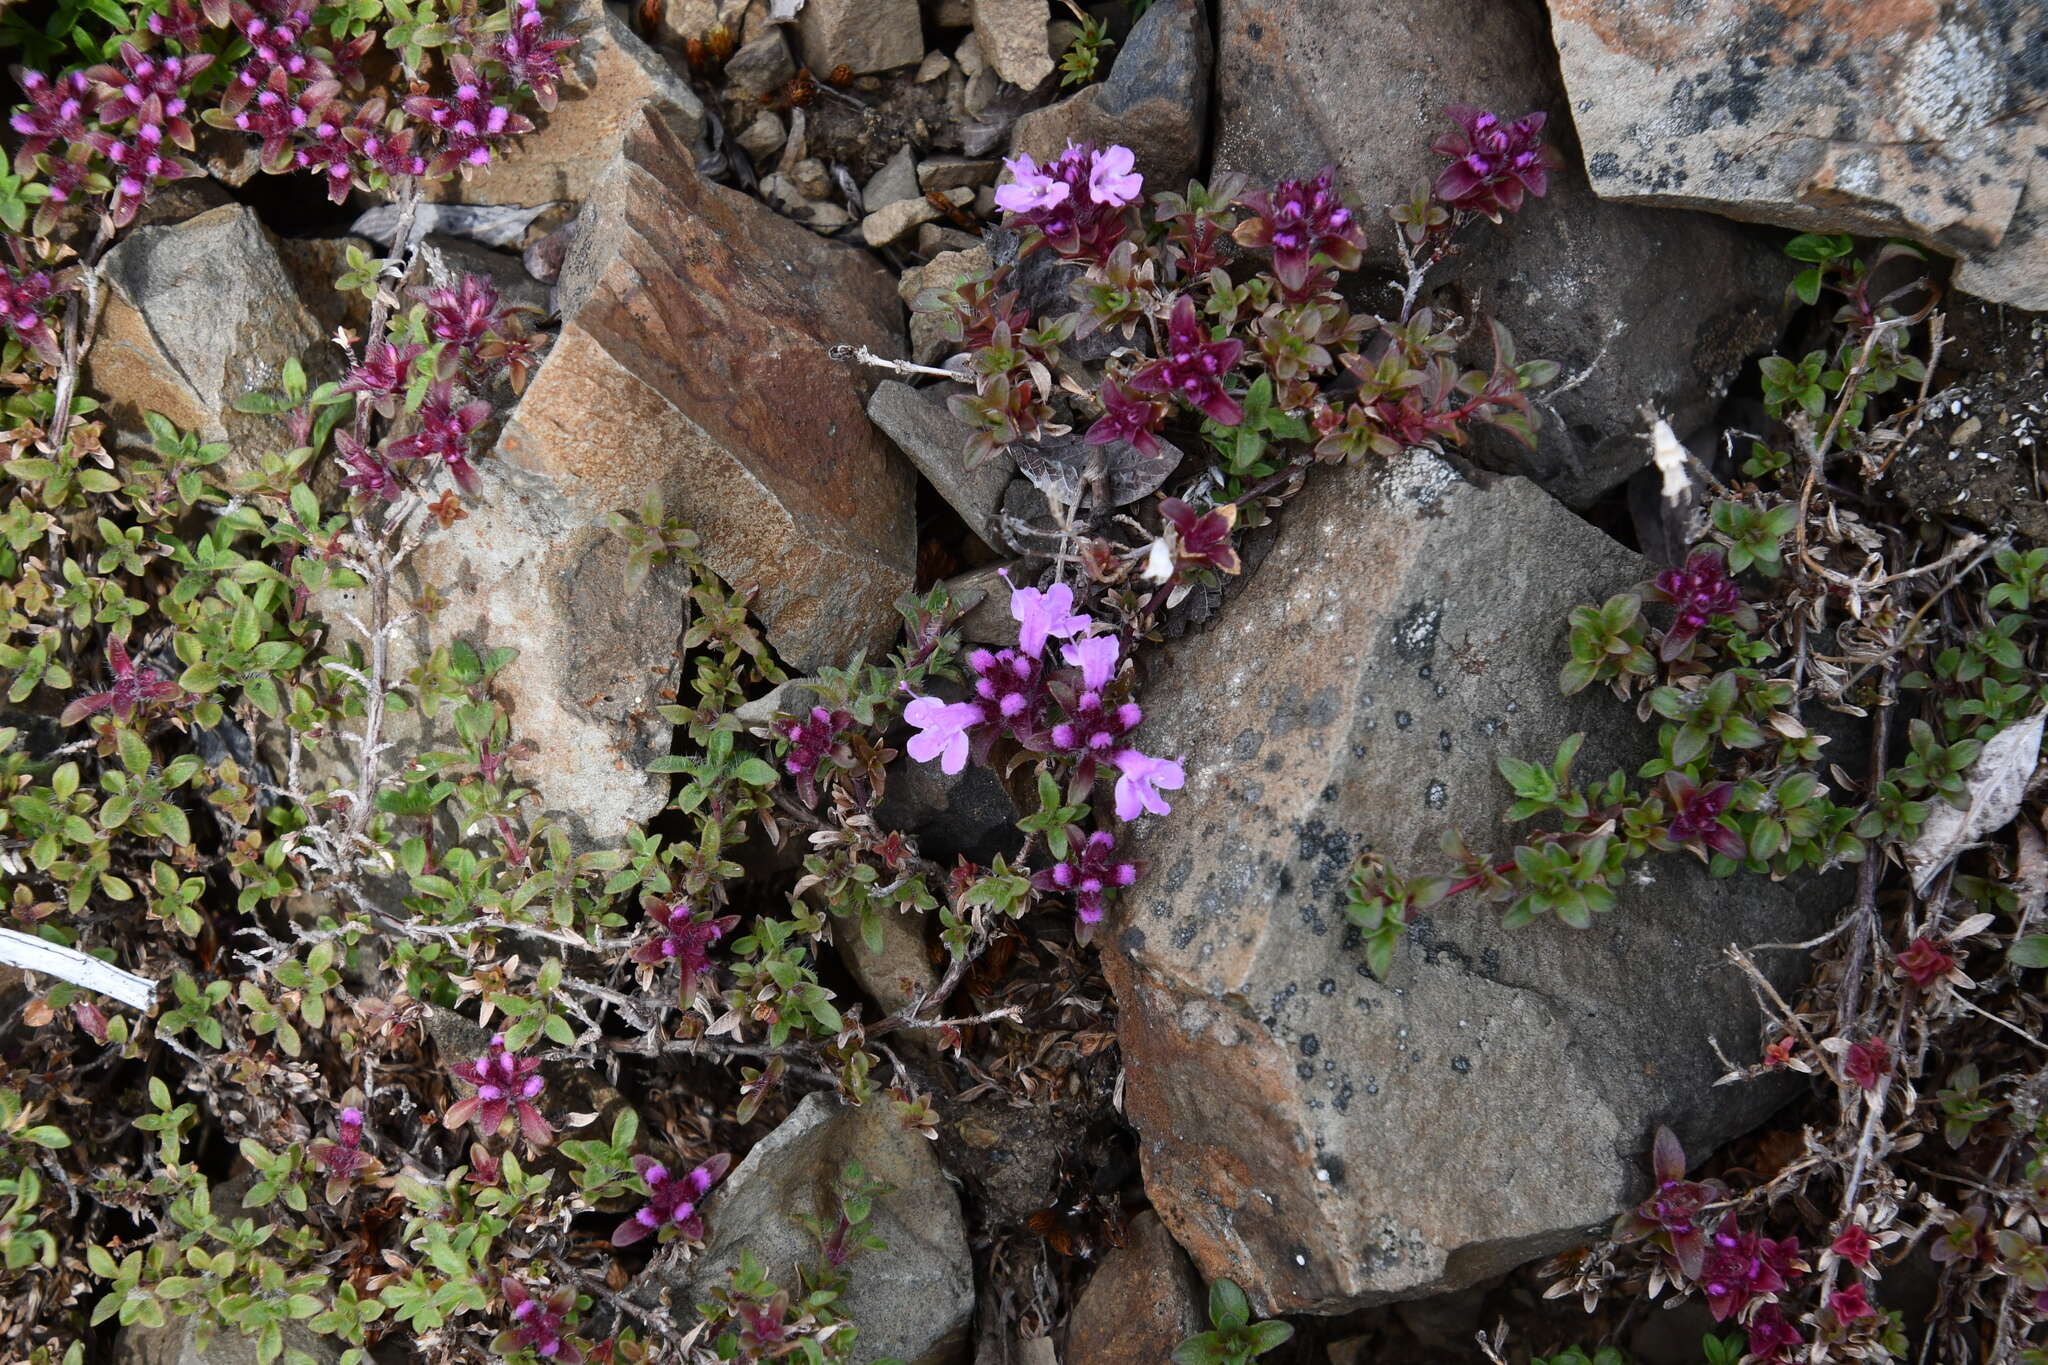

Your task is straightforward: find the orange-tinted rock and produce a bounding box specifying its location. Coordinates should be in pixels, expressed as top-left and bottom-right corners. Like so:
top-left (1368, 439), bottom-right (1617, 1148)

top-left (496, 106), bottom-right (915, 671)
top-left (1064, 1212), bottom-right (1204, 1364)
top-left (1548, 0), bottom-right (2048, 311)
top-left (1107, 453), bottom-right (1832, 1314)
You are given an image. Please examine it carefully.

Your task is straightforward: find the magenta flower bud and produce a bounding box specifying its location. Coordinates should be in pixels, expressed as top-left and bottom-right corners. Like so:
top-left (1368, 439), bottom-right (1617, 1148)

top-left (513, 1299), bottom-right (539, 1321)
top-left (643, 1163), bottom-right (668, 1185)
top-left (969, 648), bottom-right (995, 671)
top-left (479, 1084), bottom-right (503, 1101)
top-left (1051, 723), bottom-right (1077, 749)
top-left (636, 1207), bottom-right (660, 1227)
top-left (522, 1076), bottom-right (544, 1099)
top-left (999, 693), bottom-right (1027, 718)
top-left (1114, 863), bottom-right (1138, 886)
top-left (340, 1107), bottom-right (364, 1126)
top-left (1051, 864), bottom-right (1076, 888)
top-left (1117, 703), bottom-right (1143, 729)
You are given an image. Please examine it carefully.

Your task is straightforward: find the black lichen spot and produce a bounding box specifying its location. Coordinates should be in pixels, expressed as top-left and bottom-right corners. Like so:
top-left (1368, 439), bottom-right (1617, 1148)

top-left (1300, 1032), bottom-right (1321, 1057)
top-left (1231, 728), bottom-right (1266, 762)
top-left (1395, 711), bottom-right (1413, 730)
top-left (1297, 1061), bottom-right (1314, 1080)
top-left (1333, 1081), bottom-right (1353, 1112)
top-left (1171, 919), bottom-right (1198, 950)
top-left (1438, 729), bottom-right (1453, 753)
top-left (1450, 1055), bottom-right (1472, 1075)
top-left (1425, 780), bottom-right (1448, 810)
top-left (1318, 978), bottom-right (1336, 996)
top-left (1319, 1154), bottom-right (1346, 1184)
top-left (1588, 150), bottom-right (1620, 180)
top-left (1319, 783), bottom-right (1339, 803)
top-left (1391, 600), bottom-right (1444, 663)
top-left (1119, 928), bottom-right (1146, 954)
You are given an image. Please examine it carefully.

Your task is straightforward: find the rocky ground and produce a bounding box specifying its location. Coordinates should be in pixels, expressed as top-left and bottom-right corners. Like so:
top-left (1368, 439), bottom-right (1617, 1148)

top-left (5, 0), bottom-right (2048, 1362)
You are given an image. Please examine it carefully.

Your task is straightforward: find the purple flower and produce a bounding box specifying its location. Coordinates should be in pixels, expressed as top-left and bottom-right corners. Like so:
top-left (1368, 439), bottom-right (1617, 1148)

top-left (493, 1279), bottom-right (583, 1363)
top-left (1651, 550), bottom-right (1744, 660)
top-left (1086, 143), bottom-right (1143, 206)
top-left (991, 142), bottom-right (1138, 257)
top-left (403, 55), bottom-right (533, 176)
top-left (419, 272), bottom-right (501, 352)
top-left (1234, 169), bottom-right (1366, 294)
top-left (85, 42), bottom-right (208, 125)
top-left (903, 696), bottom-right (985, 774)
top-left (1746, 1305), bottom-right (1802, 1360)
top-left (1032, 829), bottom-right (1140, 926)
top-left (780, 705), bottom-right (854, 804)
top-left (1661, 773), bottom-right (1746, 861)
top-left (1430, 105), bottom-right (1560, 221)
top-left (1129, 295), bottom-right (1244, 426)
top-left (1061, 634), bottom-right (1120, 692)
top-left (1112, 749), bottom-right (1184, 821)
top-left (443, 1032), bottom-right (552, 1147)
top-left (493, 0), bottom-right (578, 112)
top-left (338, 341), bottom-right (423, 416)
top-left (9, 70), bottom-right (98, 171)
top-left (627, 896), bottom-right (737, 1000)
top-left (1699, 1227), bottom-right (1801, 1322)
top-left (336, 432), bottom-right (401, 501)
top-left (0, 256), bottom-right (70, 367)
top-left (1844, 1037), bottom-right (1891, 1092)
top-left (385, 382), bottom-right (492, 491)
top-left (613, 1152), bottom-right (731, 1246)
top-left (1084, 376), bottom-right (1166, 458)
top-left (1006, 575), bottom-right (1092, 659)
top-left (60, 637), bottom-right (184, 726)
top-left (1614, 1126), bottom-right (1724, 1278)
top-left (308, 1105), bottom-right (379, 1203)
top-left (994, 152), bottom-right (1071, 214)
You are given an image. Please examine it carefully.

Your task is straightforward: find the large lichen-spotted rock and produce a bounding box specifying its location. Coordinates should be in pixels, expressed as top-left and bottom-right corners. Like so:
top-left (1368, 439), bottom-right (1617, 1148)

top-left (1212, 0), bottom-right (1795, 505)
top-left (1547, 0), bottom-right (2048, 312)
top-left (424, 0), bottom-right (704, 207)
top-left (644, 1091), bottom-right (974, 1365)
top-left (1107, 453), bottom-right (1834, 1315)
top-left (87, 204), bottom-right (329, 470)
top-left (495, 105), bottom-right (915, 672)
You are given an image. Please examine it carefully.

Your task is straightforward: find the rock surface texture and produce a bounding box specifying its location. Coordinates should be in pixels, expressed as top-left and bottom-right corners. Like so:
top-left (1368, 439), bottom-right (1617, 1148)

top-left (1547, 0), bottom-right (2048, 311)
top-left (427, 0), bottom-right (704, 206)
top-left (1063, 1211), bottom-right (1205, 1363)
top-left (1212, 0), bottom-right (1794, 504)
top-left (496, 107), bottom-right (914, 672)
top-left (1107, 452), bottom-right (1833, 1313)
top-left (1009, 0), bottom-right (1212, 195)
top-left (88, 205), bottom-right (328, 466)
top-left (649, 1091), bottom-right (975, 1365)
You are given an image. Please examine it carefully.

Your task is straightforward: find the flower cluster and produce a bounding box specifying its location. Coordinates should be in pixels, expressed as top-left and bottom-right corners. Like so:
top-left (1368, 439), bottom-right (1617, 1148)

top-left (1129, 295), bottom-right (1246, 427)
top-left (443, 1033), bottom-right (552, 1146)
top-left (59, 637), bottom-right (184, 726)
top-left (903, 579), bottom-right (1183, 929)
top-left (493, 1279), bottom-right (583, 1363)
top-left (612, 1152), bottom-right (731, 1246)
top-left (1430, 104), bottom-right (1561, 221)
top-left (308, 1106), bottom-right (380, 1203)
top-left (1233, 169), bottom-right (1368, 295)
top-left (994, 142), bottom-right (1143, 257)
top-left (1650, 550), bottom-right (1748, 660)
top-left (336, 272), bottom-right (543, 500)
top-left (628, 895), bottom-right (738, 1000)
top-left (4, 0), bottom-right (576, 229)
top-left (779, 705), bottom-right (856, 806)
top-left (0, 252), bottom-right (70, 367)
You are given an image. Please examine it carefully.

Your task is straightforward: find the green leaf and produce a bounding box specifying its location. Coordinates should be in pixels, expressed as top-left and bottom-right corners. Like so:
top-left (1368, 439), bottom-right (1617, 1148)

top-left (2009, 935), bottom-right (2048, 969)
top-left (1208, 1278), bottom-right (1250, 1331)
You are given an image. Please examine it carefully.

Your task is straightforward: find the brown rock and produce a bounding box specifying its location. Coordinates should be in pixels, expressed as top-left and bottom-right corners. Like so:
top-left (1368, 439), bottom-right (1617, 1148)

top-left (1548, 0), bottom-right (2048, 311)
top-left (1064, 1212), bottom-right (1204, 1364)
top-left (426, 0), bottom-right (703, 206)
top-left (1107, 452), bottom-right (1832, 1314)
top-left (864, 186), bottom-right (972, 246)
top-left (88, 205), bottom-right (330, 472)
top-left (795, 0), bottom-right (925, 74)
top-left (724, 29), bottom-right (798, 101)
top-left (1007, 0), bottom-right (1210, 193)
top-left (496, 106), bottom-right (915, 673)
top-left (971, 0), bottom-right (1053, 88)
top-left (1213, 0), bottom-right (1796, 505)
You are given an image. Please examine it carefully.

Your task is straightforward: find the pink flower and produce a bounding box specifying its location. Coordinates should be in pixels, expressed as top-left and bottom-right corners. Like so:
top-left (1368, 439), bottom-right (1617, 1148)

top-left (494, 1279), bottom-right (583, 1363)
top-left (1699, 1227), bottom-right (1800, 1322)
top-left (628, 897), bottom-right (738, 999)
top-left (1061, 634), bottom-right (1121, 692)
top-left (994, 152), bottom-right (1071, 214)
top-left (1746, 1304), bottom-right (1802, 1360)
top-left (443, 1033), bottom-right (552, 1147)
top-left (903, 696), bottom-right (985, 774)
top-left (1430, 105), bottom-right (1560, 221)
top-left (1112, 749), bottom-right (1184, 821)
top-left (60, 637), bottom-right (183, 726)
top-left (613, 1152), bottom-right (731, 1246)
top-left (1086, 144), bottom-right (1143, 206)
top-left (1129, 294), bottom-right (1245, 426)
top-left (1006, 576), bottom-right (1092, 658)
top-left (1032, 829), bottom-right (1140, 926)
top-left (1830, 1222), bottom-right (1875, 1269)
top-left (1084, 375), bottom-right (1167, 458)
top-left (1844, 1037), bottom-right (1891, 1092)
top-left (1829, 1281), bottom-right (1876, 1323)
top-left (1896, 936), bottom-right (1957, 989)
